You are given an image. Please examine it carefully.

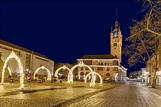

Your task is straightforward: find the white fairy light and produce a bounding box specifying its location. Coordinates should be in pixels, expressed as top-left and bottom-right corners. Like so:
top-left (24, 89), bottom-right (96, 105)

top-left (54, 65), bottom-right (72, 83)
top-left (1, 51), bottom-right (24, 89)
top-left (33, 66), bottom-right (51, 80)
top-left (69, 61), bottom-right (94, 84)
top-left (85, 71), bottom-right (103, 86)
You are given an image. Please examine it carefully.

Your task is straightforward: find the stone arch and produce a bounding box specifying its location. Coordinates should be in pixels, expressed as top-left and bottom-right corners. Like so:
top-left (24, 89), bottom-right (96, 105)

top-left (106, 73), bottom-right (110, 76)
top-left (80, 71), bottom-right (84, 75)
top-left (54, 65), bottom-right (71, 82)
top-left (1, 51), bottom-right (24, 89)
top-left (68, 61), bottom-right (93, 83)
top-left (85, 71), bottom-right (103, 85)
top-left (33, 66), bottom-right (51, 80)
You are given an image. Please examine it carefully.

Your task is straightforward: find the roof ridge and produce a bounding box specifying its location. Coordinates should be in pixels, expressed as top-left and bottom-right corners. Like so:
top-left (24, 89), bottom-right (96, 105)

top-left (0, 39), bottom-right (49, 59)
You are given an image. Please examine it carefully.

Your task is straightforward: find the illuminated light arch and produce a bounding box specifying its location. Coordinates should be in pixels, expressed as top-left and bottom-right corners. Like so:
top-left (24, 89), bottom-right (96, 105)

top-left (7, 67), bottom-right (12, 76)
top-left (54, 65), bottom-right (72, 83)
top-left (114, 73), bottom-right (118, 81)
top-left (33, 66), bottom-right (51, 80)
top-left (85, 71), bottom-right (103, 86)
top-left (114, 73), bottom-right (118, 77)
top-left (1, 51), bottom-right (24, 89)
top-left (68, 61), bottom-right (93, 83)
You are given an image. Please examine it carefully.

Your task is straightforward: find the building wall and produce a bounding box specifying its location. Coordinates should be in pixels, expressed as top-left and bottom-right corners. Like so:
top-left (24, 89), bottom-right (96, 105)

top-left (146, 44), bottom-right (161, 86)
top-left (110, 33), bottom-right (122, 62)
top-left (77, 59), bottom-right (120, 81)
top-left (0, 43), bottom-right (54, 78)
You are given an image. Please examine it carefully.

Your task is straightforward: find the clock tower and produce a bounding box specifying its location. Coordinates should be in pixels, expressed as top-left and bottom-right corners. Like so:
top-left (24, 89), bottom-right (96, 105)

top-left (110, 20), bottom-right (122, 62)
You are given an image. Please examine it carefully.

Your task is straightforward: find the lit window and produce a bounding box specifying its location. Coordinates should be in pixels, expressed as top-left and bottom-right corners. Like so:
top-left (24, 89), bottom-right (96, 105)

top-left (113, 43), bottom-right (117, 46)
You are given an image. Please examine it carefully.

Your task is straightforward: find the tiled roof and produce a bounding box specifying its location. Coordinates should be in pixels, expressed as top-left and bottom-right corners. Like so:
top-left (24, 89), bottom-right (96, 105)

top-left (80, 54), bottom-right (118, 59)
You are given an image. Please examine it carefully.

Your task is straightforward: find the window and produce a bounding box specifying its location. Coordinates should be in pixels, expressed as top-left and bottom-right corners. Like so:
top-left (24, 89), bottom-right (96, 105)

top-left (113, 43), bottom-right (117, 46)
top-left (107, 68), bottom-right (110, 71)
top-left (106, 73), bottom-right (110, 76)
top-left (113, 31), bottom-right (118, 36)
top-left (113, 61), bottom-right (118, 65)
top-left (113, 67), bottom-right (118, 71)
top-left (109, 62), bottom-right (112, 66)
top-left (85, 67), bottom-right (89, 70)
top-left (83, 60), bottom-right (92, 65)
top-left (26, 54), bottom-right (31, 71)
top-left (97, 67), bottom-right (103, 71)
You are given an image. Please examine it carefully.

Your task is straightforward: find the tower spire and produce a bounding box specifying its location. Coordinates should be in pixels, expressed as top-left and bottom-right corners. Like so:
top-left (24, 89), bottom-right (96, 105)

top-left (114, 9), bottom-right (119, 31)
top-left (116, 9), bottom-right (118, 21)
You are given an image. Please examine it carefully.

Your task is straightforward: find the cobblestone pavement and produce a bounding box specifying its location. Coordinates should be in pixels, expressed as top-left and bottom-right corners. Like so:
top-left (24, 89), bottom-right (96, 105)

top-left (0, 81), bottom-right (120, 107)
top-left (0, 81), bottom-right (160, 107)
top-left (67, 81), bottom-right (161, 107)
top-left (0, 87), bottom-right (100, 107)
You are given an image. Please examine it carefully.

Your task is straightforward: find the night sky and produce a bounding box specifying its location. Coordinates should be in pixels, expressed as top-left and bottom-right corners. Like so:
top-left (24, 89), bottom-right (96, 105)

top-left (1, 0), bottom-right (145, 76)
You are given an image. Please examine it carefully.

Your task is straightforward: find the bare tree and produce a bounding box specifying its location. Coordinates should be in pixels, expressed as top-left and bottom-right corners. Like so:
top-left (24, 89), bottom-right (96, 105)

top-left (124, 0), bottom-right (161, 88)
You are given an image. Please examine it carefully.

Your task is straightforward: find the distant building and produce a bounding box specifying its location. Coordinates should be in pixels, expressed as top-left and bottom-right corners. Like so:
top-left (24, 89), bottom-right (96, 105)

top-left (129, 68), bottom-right (148, 83)
top-left (77, 20), bottom-right (127, 82)
top-left (139, 68), bottom-right (149, 84)
top-left (0, 39), bottom-right (54, 79)
top-left (129, 71), bottom-right (139, 79)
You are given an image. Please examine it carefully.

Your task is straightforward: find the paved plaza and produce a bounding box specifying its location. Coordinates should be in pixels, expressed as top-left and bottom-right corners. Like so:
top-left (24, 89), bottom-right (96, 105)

top-left (0, 81), bottom-right (160, 107)
top-left (0, 81), bottom-right (119, 107)
top-left (67, 81), bottom-right (161, 107)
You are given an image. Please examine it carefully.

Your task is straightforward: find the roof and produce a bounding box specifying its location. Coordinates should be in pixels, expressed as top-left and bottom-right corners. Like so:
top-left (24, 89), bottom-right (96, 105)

top-left (79, 54), bottom-right (118, 59)
top-left (0, 39), bottom-right (49, 59)
top-left (54, 62), bottom-right (73, 69)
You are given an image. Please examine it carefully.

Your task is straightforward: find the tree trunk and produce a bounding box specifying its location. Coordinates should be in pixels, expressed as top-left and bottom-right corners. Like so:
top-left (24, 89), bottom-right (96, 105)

top-left (152, 71), bottom-right (157, 88)
top-left (152, 77), bottom-right (156, 88)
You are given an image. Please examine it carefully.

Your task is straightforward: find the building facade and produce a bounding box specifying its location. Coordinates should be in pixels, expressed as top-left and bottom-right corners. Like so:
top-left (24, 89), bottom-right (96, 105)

top-left (140, 68), bottom-right (149, 84)
top-left (0, 39), bottom-right (54, 80)
top-left (129, 69), bottom-right (147, 82)
top-left (129, 71), bottom-right (139, 79)
top-left (77, 20), bottom-right (127, 82)
top-left (146, 44), bottom-right (161, 86)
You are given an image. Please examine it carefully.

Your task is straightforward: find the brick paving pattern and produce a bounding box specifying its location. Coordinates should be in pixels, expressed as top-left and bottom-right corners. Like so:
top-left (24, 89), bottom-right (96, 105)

top-left (68, 82), bottom-right (161, 107)
top-left (0, 87), bottom-right (100, 107)
top-left (0, 82), bottom-right (161, 107)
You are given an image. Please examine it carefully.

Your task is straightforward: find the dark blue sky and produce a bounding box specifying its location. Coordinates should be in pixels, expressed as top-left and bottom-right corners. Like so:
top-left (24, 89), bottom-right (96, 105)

top-left (0, 0), bottom-right (145, 76)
